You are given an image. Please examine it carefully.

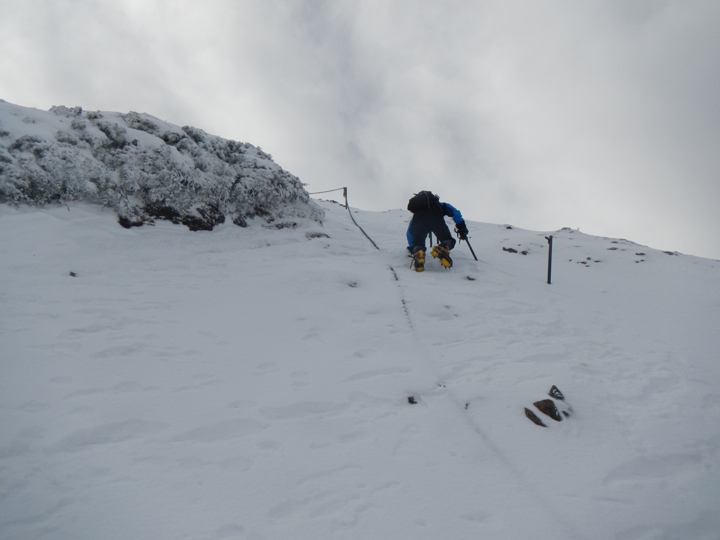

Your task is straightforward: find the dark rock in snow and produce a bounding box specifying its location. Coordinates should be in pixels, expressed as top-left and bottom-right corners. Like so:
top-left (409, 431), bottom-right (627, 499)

top-left (525, 408), bottom-right (547, 427)
top-left (533, 399), bottom-right (562, 422)
top-left (525, 386), bottom-right (573, 427)
top-left (548, 385), bottom-right (565, 401)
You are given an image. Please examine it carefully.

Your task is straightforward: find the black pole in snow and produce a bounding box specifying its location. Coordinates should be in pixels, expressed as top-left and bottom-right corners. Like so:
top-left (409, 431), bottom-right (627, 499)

top-left (545, 235), bottom-right (553, 284)
top-left (464, 238), bottom-right (479, 261)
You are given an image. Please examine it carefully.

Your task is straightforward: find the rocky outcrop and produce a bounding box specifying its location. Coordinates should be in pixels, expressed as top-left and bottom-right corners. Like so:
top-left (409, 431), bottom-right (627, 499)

top-left (0, 101), bottom-right (323, 230)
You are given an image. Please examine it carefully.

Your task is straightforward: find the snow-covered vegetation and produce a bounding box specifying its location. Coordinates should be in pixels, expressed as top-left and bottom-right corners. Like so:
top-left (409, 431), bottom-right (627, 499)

top-left (0, 100), bottom-right (322, 230)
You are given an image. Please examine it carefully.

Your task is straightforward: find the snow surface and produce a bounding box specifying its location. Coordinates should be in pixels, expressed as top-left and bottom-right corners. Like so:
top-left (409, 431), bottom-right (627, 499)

top-left (1, 200), bottom-right (719, 539)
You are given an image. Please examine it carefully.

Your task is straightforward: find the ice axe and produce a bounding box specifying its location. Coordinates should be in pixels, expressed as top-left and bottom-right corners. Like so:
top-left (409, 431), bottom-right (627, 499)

top-left (456, 227), bottom-right (478, 261)
top-left (463, 238), bottom-right (478, 261)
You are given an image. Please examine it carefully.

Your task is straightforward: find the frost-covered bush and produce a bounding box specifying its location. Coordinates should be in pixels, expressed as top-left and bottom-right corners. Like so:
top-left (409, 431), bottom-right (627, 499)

top-left (0, 101), bottom-right (323, 230)
top-left (2, 134), bottom-right (107, 205)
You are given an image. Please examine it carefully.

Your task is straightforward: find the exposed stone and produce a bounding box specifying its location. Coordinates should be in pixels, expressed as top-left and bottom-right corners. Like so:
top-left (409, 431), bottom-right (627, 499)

top-left (534, 399), bottom-right (563, 422)
top-left (549, 385), bottom-right (565, 401)
top-left (525, 408), bottom-right (547, 427)
top-left (525, 385), bottom-right (573, 427)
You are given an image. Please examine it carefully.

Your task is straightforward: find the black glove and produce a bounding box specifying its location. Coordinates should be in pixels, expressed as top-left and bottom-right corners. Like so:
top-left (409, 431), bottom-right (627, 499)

top-left (455, 221), bottom-right (468, 240)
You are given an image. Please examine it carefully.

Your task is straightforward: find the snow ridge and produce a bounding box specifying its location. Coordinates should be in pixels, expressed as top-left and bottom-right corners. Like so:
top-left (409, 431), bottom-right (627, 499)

top-left (0, 100), bottom-right (323, 230)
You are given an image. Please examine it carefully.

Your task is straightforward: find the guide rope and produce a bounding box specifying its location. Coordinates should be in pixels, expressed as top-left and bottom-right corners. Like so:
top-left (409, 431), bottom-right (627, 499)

top-left (309, 187), bottom-right (380, 251)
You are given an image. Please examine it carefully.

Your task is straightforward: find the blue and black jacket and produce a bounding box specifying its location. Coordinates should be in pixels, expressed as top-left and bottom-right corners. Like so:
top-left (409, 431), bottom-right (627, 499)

top-left (406, 201), bottom-right (464, 250)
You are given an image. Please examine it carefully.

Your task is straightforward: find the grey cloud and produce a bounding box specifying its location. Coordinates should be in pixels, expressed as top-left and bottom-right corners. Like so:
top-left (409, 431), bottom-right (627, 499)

top-left (0, 0), bottom-right (718, 258)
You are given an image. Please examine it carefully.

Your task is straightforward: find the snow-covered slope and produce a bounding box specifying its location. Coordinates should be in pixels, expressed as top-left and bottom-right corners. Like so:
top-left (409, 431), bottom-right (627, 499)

top-left (1, 200), bottom-right (718, 540)
top-left (0, 100), bottom-right (322, 229)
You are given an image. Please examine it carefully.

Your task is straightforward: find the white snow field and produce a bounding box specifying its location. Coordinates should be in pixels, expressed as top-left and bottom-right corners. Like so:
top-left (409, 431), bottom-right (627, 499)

top-left (1, 199), bottom-right (719, 539)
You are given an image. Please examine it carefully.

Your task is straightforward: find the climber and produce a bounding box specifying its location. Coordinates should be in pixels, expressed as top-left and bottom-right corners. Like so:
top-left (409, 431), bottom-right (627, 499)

top-left (406, 190), bottom-right (468, 272)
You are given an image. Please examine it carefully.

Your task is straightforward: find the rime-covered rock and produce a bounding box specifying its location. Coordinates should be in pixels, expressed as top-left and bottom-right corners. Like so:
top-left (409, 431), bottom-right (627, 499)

top-left (0, 100), bottom-right (323, 229)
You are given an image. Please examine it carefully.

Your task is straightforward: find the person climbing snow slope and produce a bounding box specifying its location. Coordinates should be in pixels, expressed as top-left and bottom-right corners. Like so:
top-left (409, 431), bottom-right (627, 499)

top-left (406, 190), bottom-right (468, 272)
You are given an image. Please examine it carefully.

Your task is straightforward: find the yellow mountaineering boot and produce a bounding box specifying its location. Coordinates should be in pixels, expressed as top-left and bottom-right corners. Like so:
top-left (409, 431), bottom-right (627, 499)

top-left (431, 245), bottom-right (453, 268)
top-left (413, 248), bottom-right (425, 272)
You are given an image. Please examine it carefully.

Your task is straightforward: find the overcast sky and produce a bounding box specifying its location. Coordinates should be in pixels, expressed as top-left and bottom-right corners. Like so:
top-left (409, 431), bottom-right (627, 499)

top-left (2, 0), bottom-right (719, 259)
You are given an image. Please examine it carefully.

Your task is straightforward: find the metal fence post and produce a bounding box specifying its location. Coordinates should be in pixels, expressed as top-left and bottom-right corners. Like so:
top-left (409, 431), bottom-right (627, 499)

top-left (545, 235), bottom-right (553, 284)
